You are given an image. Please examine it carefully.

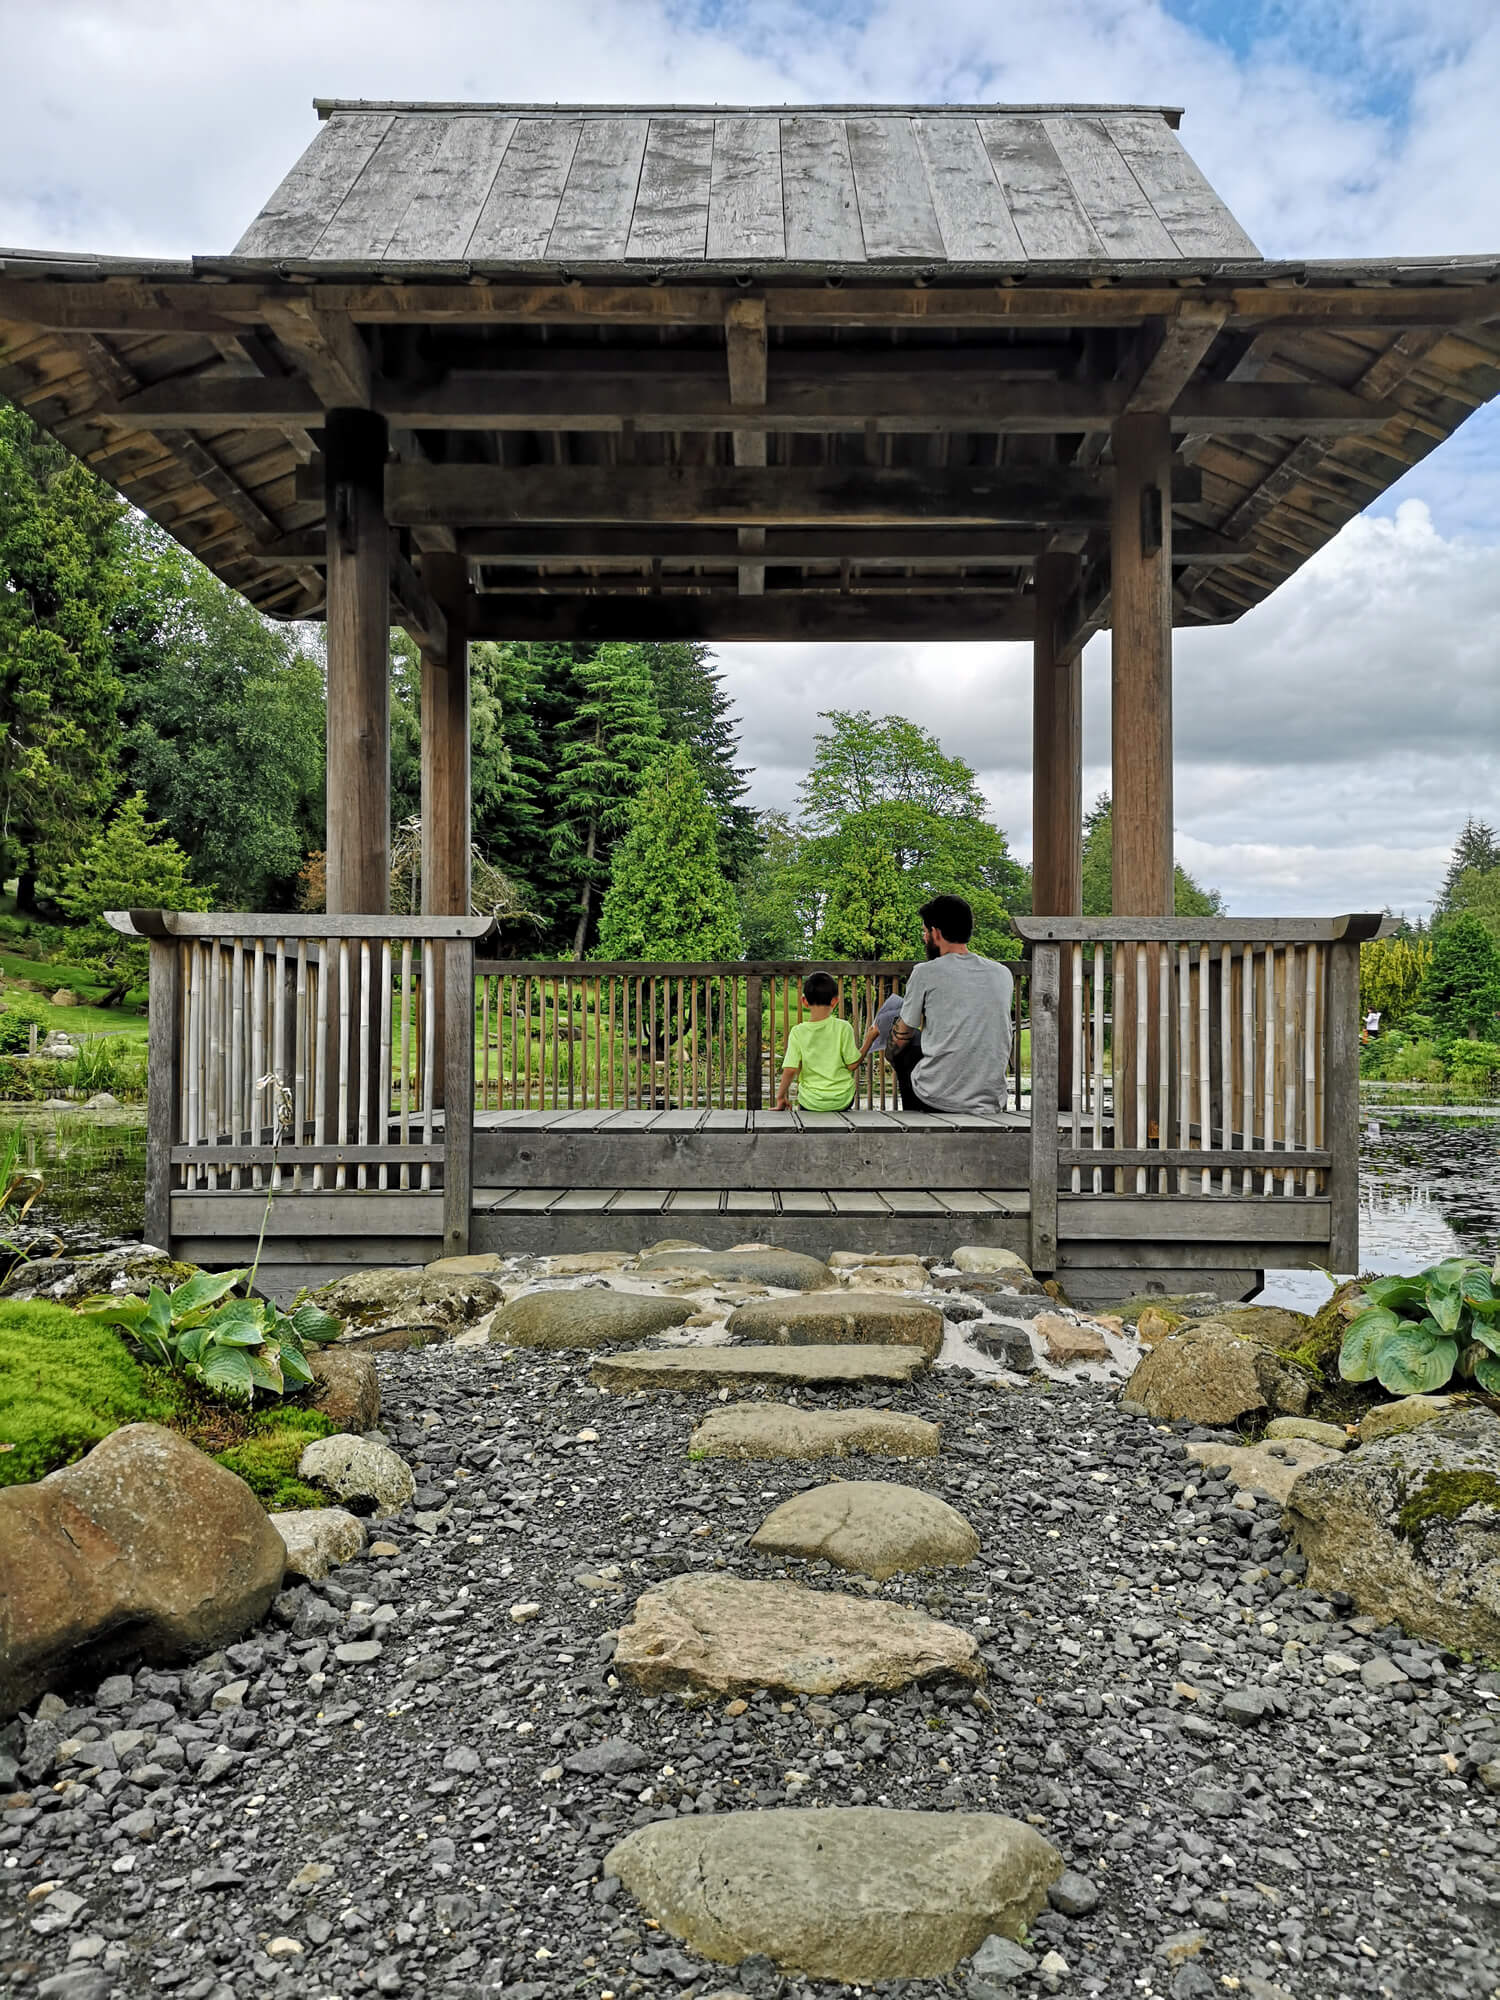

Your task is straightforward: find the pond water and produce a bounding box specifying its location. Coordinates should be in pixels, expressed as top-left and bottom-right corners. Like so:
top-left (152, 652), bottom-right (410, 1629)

top-left (6, 1103), bottom-right (1498, 1303)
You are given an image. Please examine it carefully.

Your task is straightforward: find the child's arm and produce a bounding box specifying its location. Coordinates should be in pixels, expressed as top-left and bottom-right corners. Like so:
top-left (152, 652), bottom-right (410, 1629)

top-left (856, 1023), bottom-right (880, 1060)
top-left (774, 1064), bottom-right (798, 1110)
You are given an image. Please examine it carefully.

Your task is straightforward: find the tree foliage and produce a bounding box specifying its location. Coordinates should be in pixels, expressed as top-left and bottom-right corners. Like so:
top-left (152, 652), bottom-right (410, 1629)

top-left (639, 641), bottom-right (757, 879)
top-left (551, 644), bottom-right (664, 957)
top-left (1423, 912), bottom-right (1500, 1041)
top-left (596, 744), bottom-right (742, 961)
top-left (1080, 794), bottom-right (1224, 918)
top-left (813, 842), bottom-right (911, 960)
top-left (1447, 865), bottom-right (1500, 948)
top-left (56, 792), bottom-right (211, 1000)
top-left (1438, 818), bottom-right (1500, 915)
top-left (1360, 934), bottom-right (1431, 1022)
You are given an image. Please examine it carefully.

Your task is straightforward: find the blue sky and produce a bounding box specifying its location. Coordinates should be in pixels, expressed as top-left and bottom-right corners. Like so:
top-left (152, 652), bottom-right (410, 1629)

top-left (1, 0), bottom-right (1496, 915)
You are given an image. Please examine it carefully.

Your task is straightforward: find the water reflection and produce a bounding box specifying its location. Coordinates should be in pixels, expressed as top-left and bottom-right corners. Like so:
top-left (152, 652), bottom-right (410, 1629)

top-left (8, 1109), bottom-right (147, 1243)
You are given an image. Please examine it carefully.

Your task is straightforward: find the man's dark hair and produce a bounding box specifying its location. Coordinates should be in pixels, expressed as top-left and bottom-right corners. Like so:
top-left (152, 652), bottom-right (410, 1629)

top-left (803, 971), bottom-right (839, 1006)
top-left (919, 894), bottom-right (974, 944)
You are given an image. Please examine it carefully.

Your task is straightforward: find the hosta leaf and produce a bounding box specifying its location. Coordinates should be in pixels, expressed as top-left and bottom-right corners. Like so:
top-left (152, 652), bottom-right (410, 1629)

top-left (169, 1270), bottom-right (246, 1316)
top-left (198, 1345), bottom-right (255, 1403)
top-left (1425, 1283), bottom-right (1465, 1336)
top-left (204, 1298), bottom-right (267, 1334)
top-left (1470, 1322), bottom-right (1500, 1358)
top-left (1462, 1268), bottom-right (1497, 1306)
top-left (1340, 1307), bottom-right (1400, 1383)
top-left (1373, 1326), bottom-right (1458, 1396)
top-left (1477, 1356), bottom-right (1500, 1395)
top-left (76, 1294), bottom-right (148, 1327)
top-left (176, 1327), bottom-right (207, 1365)
top-left (280, 1345), bottom-right (314, 1387)
top-left (287, 1303), bottom-right (342, 1346)
top-left (1365, 1276), bottom-right (1427, 1312)
top-left (248, 1347), bottom-right (284, 1396)
top-left (143, 1286), bottom-right (174, 1339)
top-left (211, 1322), bottom-right (270, 1348)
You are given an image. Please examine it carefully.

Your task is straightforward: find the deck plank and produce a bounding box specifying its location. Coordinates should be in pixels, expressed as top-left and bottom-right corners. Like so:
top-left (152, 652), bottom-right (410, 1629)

top-left (549, 1188), bottom-right (618, 1211)
top-left (724, 1189), bottom-right (773, 1212)
top-left (778, 1190), bottom-right (833, 1213)
top-left (881, 1190), bottom-right (947, 1214)
top-left (610, 1188), bottom-right (670, 1212)
top-left (932, 1190), bottom-right (1003, 1213)
top-left (828, 1190), bottom-right (892, 1214)
top-left (666, 1189), bottom-right (725, 1212)
top-left (702, 1110), bottom-right (750, 1131)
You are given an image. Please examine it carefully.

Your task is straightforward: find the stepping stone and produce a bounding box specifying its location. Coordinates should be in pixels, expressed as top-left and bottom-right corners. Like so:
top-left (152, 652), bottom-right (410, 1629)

top-left (605, 1807), bottom-right (1062, 1981)
top-left (635, 1248), bottom-right (836, 1291)
top-left (490, 1290), bottom-right (693, 1349)
top-left (1033, 1313), bottom-right (1112, 1365)
top-left (591, 1344), bottom-right (930, 1393)
top-left (750, 1481), bottom-right (979, 1581)
top-left (613, 1574), bottom-right (981, 1695)
top-left (951, 1246), bottom-right (1033, 1278)
top-left (726, 1293), bottom-right (944, 1360)
top-left (689, 1403), bottom-right (939, 1462)
top-left (1265, 1417), bottom-right (1352, 1451)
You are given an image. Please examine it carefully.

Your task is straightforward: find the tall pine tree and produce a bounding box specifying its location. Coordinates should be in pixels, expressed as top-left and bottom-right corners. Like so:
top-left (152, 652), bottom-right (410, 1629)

top-left (596, 744), bottom-right (742, 961)
top-left (1438, 818), bottom-right (1500, 915)
top-left (641, 641), bottom-right (758, 879)
top-left (551, 643), bottom-right (663, 957)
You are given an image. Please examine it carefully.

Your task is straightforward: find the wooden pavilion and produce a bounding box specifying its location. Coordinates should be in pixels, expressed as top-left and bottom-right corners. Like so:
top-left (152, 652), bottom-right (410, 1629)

top-left (3, 103), bottom-right (1497, 1298)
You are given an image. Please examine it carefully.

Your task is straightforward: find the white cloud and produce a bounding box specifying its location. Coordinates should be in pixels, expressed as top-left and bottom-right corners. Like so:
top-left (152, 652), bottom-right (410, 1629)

top-left (2, 0), bottom-right (1497, 918)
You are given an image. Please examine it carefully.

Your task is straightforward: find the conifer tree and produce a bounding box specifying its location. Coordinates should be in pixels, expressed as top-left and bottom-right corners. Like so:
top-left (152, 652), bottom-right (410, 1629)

top-left (596, 744), bottom-right (742, 961)
top-left (1438, 818), bottom-right (1500, 914)
top-left (1423, 911), bottom-right (1500, 1040)
top-left (813, 842), bottom-right (912, 960)
top-left (58, 792), bottom-right (212, 1001)
top-left (641, 641), bottom-right (758, 878)
top-left (551, 643), bottom-right (664, 957)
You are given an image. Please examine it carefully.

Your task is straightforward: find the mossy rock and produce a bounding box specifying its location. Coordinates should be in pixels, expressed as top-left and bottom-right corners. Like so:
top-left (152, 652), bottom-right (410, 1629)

top-left (1112, 1292), bottom-right (1224, 1328)
top-left (1218, 1305), bottom-right (1311, 1349)
top-left (1396, 1465), bottom-right (1500, 1554)
top-left (213, 1409), bottom-right (337, 1510)
top-left (0, 1247), bottom-right (200, 1307)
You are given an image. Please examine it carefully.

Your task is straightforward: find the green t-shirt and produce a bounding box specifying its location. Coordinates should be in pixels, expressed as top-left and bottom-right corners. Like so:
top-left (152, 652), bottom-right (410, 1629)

top-left (782, 1015), bottom-right (858, 1110)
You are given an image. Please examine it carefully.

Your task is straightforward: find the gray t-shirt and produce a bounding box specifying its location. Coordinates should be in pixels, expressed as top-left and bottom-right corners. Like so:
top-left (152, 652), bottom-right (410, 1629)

top-left (898, 952), bottom-right (1014, 1114)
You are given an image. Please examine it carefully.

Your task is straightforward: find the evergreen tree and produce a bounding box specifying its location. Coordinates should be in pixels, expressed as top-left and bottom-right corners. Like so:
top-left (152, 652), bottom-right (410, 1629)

top-left (57, 792), bottom-right (212, 1001)
top-left (737, 811), bottom-right (818, 960)
top-left (1438, 818), bottom-right (1500, 914)
top-left (0, 402), bottom-right (126, 903)
top-left (551, 643), bottom-right (663, 957)
top-left (477, 641), bottom-right (560, 948)
top-left (813, 842), bottom-right (912, 960)
top-left (596, 745), bottom-right (742, 961)
top-left (1080, 794), bottom-right (1224, 917)
top-left (1423, 911), bottom-right (1500, 1040)
top-left (641, 641), bottom-right (758, 879)
top-left (1449, 866), bottom-right (1500, 948)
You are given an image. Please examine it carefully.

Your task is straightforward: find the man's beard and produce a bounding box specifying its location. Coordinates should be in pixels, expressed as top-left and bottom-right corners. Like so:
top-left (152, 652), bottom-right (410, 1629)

top-left (924, 938), bottom-right (940, 961)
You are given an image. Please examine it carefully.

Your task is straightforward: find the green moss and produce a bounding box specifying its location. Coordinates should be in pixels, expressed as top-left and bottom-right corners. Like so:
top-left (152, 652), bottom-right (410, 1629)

top-left (213, 1409), bottom-right (336, 1510)
top-left (0, 1300), bottom-right (188, 1483)
top-left (1396, 1468), bottom-right (1500, 1552)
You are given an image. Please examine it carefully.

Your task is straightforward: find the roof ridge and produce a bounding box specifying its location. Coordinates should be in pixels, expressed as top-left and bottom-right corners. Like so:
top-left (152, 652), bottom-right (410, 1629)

top-left (311, 99), bottom-right (1186, 126)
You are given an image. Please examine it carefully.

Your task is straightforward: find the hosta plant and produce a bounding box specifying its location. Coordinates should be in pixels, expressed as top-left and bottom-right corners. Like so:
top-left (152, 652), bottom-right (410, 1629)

top-left (78, 1269), bottom-right (342, 1406)
top-left (1339, 1256), bottom-right (1500, 1398)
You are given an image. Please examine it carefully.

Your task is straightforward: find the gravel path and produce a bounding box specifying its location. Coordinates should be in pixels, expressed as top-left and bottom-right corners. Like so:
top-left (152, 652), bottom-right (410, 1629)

top-left (6, 1338), bottom-right (1500, 2000)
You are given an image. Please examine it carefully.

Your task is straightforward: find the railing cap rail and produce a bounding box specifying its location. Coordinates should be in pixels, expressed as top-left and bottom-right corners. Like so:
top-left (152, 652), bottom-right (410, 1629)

top-left (1011, 914), bottom-right (1394, 944)
top-left (106, 911), bottom-right (498, 941)
top-left (472, 957), bottom-right (923, 976)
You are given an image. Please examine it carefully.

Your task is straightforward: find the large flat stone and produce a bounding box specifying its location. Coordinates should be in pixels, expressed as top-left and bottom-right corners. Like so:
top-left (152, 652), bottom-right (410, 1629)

top-left (1359, 1394), bottom-right (1475, 1443)
top-left (491, 1289), bottom-right (693, 1350)
top-left (725, 1293), bottom-right (943, 1360)
top-left (1186, 1437), bottom-right (1342, 1506)
top-left (613, 1574), bottom-right (981, 1696)
top-left (750, 1481), bottom-right (979, 1580)
top-left (689, 1403), bottom-right (940, 1462)
top-left (605, 1808), bottom-right (1061, 1980)
top-left (311, 1268), bottom-right (504, 1350)
top-left (634, 1248), bottom-right (836, 1291)
top-left (592, 1344), bottom-right (930, 1393)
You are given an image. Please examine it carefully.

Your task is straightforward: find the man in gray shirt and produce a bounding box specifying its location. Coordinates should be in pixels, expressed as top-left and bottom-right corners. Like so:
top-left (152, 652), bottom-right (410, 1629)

top-left (890, 894), bottom-right (1014, 1115)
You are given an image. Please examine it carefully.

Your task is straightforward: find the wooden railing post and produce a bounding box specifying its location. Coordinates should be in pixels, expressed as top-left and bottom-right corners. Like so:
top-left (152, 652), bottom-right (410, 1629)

top-left (1325, 937), bottom-right (1362, 1274)
top-left (1029, 942), bottom-right (1060, 1274)
top-left (443, 937), bottom-right (474, 1258)
top-left (146, 936), bottom-right (182, 1254)
top-left (745, 974), bottom-right (764, 1110)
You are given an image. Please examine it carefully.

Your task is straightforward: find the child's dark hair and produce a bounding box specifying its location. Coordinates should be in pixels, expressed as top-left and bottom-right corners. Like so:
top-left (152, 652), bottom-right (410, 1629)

top-left (803, 971), bottom-right (839, 1007)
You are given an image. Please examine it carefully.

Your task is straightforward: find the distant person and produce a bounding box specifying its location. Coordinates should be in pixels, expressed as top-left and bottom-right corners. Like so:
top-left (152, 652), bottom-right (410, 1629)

top-left (775, 971), bottom-right (860, 1112)
top-left (889, 894), bottom-right (1014, 1115)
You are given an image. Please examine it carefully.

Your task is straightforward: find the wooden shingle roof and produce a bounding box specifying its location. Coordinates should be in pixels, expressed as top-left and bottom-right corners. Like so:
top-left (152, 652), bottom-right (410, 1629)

top-left (234, 104), bottom-right (1261, 272)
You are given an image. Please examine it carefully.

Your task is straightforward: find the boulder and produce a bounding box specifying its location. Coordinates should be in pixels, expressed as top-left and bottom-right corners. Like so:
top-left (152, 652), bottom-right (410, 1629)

top-left (689, 1403), bottom-right (939, 1462)
top-left (592, 1344), bottom-right (930, 1394)
top-left (1122, 1321), bottom-right (1311, 1427)
top-left (951, 1247), bottom-right (1033, 1279)
top-left (0, 1425), bottom-right (285, 1721)
top-left (0, 1244), bottom-right (196, 1306)
top-left (614, 1574), bottom-right (982, 1696)
top-left (750, 1481), bottom-right (979, 1580)
top-left (634, 1248), bottom-right (836, 1292)
top-left (1216, 1305), bottom-right (1312, 1348)
top-left (1360, 1395), bottom-right (1475, 1444)
top-left (270, 1508), bottom-right (366, 1579)
top-left (423, 1253), bottom-right (508, 1278)
top-left (490, 1289), bottom-right (693, 1350)
top-left (305, 1348), bottom-right (379, 1433)
top-left (49, 989), bottom-right (79, 1007)
top-left (1136, 1306), bottom-right (1185, 1348)
top-left (968, 1322), bottom-right (1037, 1374)
top-left (1265, 1417), bottom-right (1352, 1451)
top-left (605, 1808), bottom-right (1061, 1980)
top-left (726, 1293), bottom-right (944, 1360)
top-left (928, 1274), bottom-right (1048, 1302)
top-left (1186, 1437), bottom-right (1343, 1505)
top-left (1033, 1314), bottom-right (1111, 1365)
top-left (1286, 1409), bottom-right (1500, 1653)
top-left (836, 1264), bottom-right (928, 1293)
top-left (308, 1268), bottom-right (504, 1350)
top-left (296, 1436), bottom-right (415, 1519)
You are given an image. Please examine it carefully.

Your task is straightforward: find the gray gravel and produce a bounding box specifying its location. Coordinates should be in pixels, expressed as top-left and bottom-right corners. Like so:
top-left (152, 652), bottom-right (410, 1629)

top-left (4, 1341), bottom-right (1499, 1999)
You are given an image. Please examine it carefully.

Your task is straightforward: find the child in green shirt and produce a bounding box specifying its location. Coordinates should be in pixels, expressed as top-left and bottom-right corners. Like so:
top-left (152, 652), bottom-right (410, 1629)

top-left (775, 971), bottom-right (860, 1112)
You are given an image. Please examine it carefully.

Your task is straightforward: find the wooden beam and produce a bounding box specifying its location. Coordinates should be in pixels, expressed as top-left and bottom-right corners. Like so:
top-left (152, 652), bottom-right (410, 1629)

top-left (385, 462), bottom-right (1202, 529)
top-left (1127, 301), bottom-right (1229, 412)
top-left (1110, 411), bottom-right (1175, 919)
top-left (464, 594), bottom-right (1034, 643)
top-left (323, 408), bottom-right (390, 916)
top-left (726, 296), bottom-right (768, 595)
top-left (391, 550), bottom-right (447, 657)
top-left (101, 369), bottom-right (1401, 436)
top-left (263, 301), bottom-right (372, 407)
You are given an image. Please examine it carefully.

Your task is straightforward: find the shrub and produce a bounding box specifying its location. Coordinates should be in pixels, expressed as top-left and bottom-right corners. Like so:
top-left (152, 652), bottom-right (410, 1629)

top-left (68, 1036), bottom-right (145, 1099)
top-left (1340, 1255), bottom-right (1500, 1397)
top-left (78, 1269), bottom-right (343, 1405)
top-left (0, 996), bottom-right (52, 1055)
top-left (0, 1300), bottom-right (185, 1484)
top-left (1449, 1039), bottom-right (1500, 1101)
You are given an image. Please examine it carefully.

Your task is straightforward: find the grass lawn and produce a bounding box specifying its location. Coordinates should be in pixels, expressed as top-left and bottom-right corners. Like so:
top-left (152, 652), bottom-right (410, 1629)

top-left (0, 947), bottom-right (148, 1043)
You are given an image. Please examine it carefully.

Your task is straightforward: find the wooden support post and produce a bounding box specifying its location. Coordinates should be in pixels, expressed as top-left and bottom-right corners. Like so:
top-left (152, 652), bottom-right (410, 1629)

top-left (1110, 413), bottom-right (1175, 1137)
top-left (420, 552), bottom-right (472, 1106)
top-left (1326, 939), bottom-right (1361, 1274)
top-left (745, 975), bottom-right (764, 1110)
top-left (442, 937), bottom-right (475, 1258)
top-left (324, 408), bottom-right (392, 915)
top-left (1029, 943), bottom-right (1060, 1274)
top-left (146, 938), bottom-right (183, 1255)
top-left (1033, 551), bottom-right (1082, 1110)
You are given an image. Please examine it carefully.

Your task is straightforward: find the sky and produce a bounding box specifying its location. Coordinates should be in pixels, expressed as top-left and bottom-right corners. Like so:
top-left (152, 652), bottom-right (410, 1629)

top-left (1, 0), bottom-right (1497, 918)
